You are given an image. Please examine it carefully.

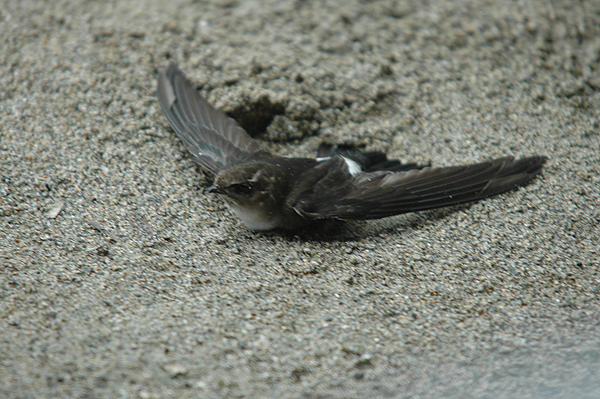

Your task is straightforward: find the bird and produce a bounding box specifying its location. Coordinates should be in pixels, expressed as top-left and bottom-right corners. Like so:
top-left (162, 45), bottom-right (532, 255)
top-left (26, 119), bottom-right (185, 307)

top-left (156, 63), bottom-right (547, 232)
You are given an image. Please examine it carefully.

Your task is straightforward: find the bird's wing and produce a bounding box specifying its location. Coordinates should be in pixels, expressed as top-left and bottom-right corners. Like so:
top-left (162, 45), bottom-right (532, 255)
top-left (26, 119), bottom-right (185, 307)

top-left (286, 155), bottom-right (356, 216)
top-left (157, 63), bottom-right (262, 174)
top-left (293, 156), bottom-right (547, 220)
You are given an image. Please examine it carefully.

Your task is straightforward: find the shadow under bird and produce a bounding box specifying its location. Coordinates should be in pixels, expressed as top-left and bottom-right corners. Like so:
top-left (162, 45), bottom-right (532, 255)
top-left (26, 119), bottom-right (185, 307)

top-left (157, 63), bottom-right (546, 231)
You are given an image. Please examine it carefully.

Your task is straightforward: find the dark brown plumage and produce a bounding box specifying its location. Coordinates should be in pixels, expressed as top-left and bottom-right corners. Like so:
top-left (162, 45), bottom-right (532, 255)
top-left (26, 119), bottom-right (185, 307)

top-left (157, 63), bottom-right (546, 231)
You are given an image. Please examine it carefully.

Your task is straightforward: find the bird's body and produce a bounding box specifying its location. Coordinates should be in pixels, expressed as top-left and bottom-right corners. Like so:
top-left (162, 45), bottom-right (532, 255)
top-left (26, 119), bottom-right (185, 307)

top-left (157, 63), bottom-right (546, 232)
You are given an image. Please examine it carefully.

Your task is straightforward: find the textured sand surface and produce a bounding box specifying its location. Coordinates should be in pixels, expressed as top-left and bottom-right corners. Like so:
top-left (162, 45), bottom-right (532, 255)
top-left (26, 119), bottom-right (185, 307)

top-left (1, 1), bottom-right (600, 398)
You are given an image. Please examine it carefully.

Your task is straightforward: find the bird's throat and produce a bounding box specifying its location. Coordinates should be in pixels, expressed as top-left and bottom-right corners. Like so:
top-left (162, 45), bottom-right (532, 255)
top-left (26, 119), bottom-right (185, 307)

top-left (224, 201), bottom-right (280, 231)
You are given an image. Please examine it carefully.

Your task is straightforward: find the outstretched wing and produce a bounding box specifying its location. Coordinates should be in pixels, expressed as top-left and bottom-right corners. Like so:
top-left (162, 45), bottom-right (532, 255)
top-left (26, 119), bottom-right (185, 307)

top-left (293, 156), bottom-right (547, 220)
top-left (157, 63), bottom-right (262, 174)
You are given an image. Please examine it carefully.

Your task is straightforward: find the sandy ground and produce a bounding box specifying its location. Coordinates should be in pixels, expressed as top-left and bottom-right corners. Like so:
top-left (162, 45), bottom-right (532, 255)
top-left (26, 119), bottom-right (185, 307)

top-left (1, 0), bottom-right (600, 398)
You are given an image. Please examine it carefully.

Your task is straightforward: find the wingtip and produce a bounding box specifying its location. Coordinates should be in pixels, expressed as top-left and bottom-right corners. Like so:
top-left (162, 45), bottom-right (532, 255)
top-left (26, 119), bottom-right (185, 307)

top-left (158, 63), bottom-right (194, 107)
top-left (157, 64), bottom-right (178, 110)
top-left (521, 155), bottom-right (548, 176)
top-left (164, 62), bottom-right (183, 79)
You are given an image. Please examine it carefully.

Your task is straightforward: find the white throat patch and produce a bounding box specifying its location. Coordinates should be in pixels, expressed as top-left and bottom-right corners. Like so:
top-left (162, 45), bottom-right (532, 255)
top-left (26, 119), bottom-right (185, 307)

top-left (225, 202), bottom-right (278, 231)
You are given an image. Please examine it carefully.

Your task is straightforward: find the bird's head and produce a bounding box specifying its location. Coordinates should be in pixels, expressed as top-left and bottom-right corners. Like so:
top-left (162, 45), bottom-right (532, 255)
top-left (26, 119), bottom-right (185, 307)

top-left (208, 162), bottom-right (291, 228)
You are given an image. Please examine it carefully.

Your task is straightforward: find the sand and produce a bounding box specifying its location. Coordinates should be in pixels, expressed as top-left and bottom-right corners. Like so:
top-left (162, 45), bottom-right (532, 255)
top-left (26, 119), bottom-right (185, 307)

top-left (1, 0), bottom-right (599, 398)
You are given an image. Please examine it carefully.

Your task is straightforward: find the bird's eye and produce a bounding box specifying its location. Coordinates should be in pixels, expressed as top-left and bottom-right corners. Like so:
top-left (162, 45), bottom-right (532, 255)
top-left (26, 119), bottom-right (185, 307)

top-left (231, 182), bottom-right (254, 195)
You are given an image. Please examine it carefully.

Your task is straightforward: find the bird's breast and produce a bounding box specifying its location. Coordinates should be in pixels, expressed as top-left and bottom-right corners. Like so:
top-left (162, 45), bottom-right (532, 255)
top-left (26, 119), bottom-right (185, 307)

top-left (224, 201), bottom-right (280, 231)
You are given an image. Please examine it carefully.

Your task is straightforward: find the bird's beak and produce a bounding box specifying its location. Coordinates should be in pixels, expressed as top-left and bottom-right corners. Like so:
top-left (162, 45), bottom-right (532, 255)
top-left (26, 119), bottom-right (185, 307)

top-left (208, 184), bottom-right (223, 194)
